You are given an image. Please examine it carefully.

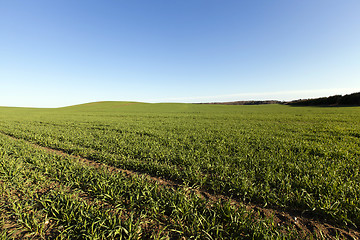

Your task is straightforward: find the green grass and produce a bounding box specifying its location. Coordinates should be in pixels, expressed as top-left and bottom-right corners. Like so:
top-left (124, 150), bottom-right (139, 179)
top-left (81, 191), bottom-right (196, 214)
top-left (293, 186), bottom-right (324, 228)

top-left (0, 102), bottom-right (359, 238)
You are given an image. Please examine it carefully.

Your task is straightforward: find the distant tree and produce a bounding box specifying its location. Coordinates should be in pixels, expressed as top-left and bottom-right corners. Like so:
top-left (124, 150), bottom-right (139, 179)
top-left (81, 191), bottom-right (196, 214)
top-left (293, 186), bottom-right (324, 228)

top-left (339, 92), bottom-right (360, 105)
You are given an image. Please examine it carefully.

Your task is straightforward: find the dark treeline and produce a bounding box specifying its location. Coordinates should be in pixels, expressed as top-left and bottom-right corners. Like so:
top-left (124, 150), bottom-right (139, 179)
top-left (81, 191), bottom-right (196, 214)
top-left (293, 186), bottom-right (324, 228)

top-left (196, 92), bottom-right (360, 106)
top-left (288, 92), bottom-right (360, 106)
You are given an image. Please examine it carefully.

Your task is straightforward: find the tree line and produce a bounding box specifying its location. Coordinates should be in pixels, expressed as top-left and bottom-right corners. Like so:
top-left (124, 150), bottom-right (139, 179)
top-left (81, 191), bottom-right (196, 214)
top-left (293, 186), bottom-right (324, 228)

top-left (288, 92), bottom-right (360, 106)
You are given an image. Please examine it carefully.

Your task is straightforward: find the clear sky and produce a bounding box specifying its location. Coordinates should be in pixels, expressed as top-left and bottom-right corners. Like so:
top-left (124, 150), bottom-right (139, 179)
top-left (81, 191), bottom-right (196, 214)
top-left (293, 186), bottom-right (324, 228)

top-left (1, 0), bottom-right (360, 107)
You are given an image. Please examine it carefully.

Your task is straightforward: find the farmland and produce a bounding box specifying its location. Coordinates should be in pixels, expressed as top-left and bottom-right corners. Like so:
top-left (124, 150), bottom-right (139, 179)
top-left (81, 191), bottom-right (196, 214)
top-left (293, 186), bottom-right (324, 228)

top-left (0, 102), bottom-right (359, 239)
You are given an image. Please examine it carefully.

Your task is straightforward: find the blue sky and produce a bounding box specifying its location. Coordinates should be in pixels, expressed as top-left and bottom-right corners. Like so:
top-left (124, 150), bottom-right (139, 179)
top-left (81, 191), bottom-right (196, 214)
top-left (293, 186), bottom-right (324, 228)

top-left (1, 0), bottom-right (359, 107)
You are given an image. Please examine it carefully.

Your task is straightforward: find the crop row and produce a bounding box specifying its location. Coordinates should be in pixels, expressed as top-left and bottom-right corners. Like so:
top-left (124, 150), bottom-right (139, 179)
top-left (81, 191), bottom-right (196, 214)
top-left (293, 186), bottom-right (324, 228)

top-left (0, 133), bottom-right (295, 239)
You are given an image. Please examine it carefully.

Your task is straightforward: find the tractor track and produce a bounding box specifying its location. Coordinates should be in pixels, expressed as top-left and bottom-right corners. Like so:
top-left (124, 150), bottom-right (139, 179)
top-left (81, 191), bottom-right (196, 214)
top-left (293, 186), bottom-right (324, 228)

top-left (1, 131), bottom-right (359, 239)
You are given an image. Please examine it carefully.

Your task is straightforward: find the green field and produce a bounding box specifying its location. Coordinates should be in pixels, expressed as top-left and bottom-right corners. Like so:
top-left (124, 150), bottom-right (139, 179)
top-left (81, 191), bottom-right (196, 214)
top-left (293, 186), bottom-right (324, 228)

top-left (0, 102), bottom-right (359, 239)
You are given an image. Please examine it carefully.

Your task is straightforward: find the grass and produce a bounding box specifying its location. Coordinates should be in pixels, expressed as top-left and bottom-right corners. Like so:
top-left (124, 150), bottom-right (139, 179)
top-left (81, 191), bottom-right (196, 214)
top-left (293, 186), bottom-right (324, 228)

top-left (0, 102), bottom-right (359, 239)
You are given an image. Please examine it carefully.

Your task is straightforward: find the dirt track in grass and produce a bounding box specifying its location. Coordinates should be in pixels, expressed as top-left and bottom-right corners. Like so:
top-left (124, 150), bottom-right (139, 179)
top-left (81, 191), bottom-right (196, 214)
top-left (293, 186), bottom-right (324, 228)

top-left (1, 131), bottom-right (359, 239)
